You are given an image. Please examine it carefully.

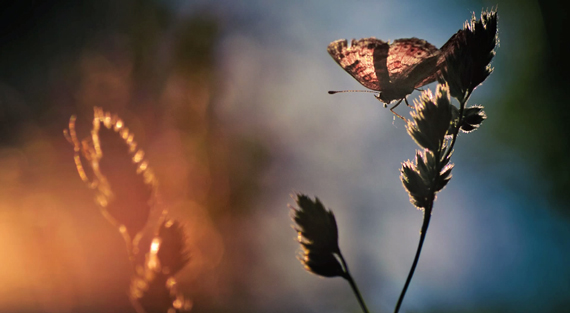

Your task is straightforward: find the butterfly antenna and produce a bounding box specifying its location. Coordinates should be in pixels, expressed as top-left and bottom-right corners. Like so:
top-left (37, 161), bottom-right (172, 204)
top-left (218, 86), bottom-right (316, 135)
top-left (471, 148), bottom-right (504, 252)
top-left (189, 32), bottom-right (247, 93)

top-left (328, 90), bottom-right (377, 95)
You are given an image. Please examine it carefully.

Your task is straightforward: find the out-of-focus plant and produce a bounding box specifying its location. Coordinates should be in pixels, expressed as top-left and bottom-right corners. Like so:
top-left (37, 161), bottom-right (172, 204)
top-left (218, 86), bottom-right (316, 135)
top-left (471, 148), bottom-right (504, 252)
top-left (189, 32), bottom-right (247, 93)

top-left (291, 9), bottom-right (497, 313)
top-left (64, 107), bottom-right (192, 313)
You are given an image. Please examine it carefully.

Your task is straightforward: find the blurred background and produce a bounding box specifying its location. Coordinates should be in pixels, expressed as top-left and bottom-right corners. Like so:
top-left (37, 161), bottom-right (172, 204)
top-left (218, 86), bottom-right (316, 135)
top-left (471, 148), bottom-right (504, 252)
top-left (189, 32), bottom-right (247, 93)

top-left (0, 0), bottom-right (569, 312)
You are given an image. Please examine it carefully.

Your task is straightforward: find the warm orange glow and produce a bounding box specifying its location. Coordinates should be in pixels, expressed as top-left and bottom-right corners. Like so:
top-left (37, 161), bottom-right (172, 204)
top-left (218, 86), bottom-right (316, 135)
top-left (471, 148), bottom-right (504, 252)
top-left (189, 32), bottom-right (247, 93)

top-left (146, 237), bottom-right (162, 271)
top-left (133, 150), bottom-right (144, 163)
top-left (0, 8), bottom-right (250, 312)
top-left (150, 238), bottom-right (161, 254)
top-left (172, 297), bottom-right (183, 309)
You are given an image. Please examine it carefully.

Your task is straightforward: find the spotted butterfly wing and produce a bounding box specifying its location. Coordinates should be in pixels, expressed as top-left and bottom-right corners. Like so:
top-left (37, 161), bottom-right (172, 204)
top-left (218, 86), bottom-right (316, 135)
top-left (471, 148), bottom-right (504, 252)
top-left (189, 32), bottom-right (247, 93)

top-left (327, 38), bottom-right (390, 91)
top-left (328, 37), bottom-right (441, 104)
top-left (413, 35), bottom-right (462, 87)
top-left (387, 38), bottom-right (440, 88)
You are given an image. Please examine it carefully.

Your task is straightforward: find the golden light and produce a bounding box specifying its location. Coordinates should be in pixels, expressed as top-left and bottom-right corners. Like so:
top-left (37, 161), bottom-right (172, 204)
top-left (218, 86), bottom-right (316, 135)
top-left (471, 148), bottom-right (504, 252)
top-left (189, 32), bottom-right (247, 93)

top-left (150, 237), bottom-right (161, 254)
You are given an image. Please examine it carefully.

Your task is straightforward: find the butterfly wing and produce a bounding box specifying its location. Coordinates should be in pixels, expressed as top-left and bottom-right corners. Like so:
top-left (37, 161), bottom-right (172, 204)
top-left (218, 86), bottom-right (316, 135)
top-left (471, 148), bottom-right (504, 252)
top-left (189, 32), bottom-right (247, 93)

top-left (415, 31), bottom-right (465, 87)
top-left (386, 38), bottom-right (440, 88)
top-left (409, 53), bottom-right (441, 88)
top-left (439, 29), bottom-right (465, 59)
top-left (327, 38), bottom-right (390, 91)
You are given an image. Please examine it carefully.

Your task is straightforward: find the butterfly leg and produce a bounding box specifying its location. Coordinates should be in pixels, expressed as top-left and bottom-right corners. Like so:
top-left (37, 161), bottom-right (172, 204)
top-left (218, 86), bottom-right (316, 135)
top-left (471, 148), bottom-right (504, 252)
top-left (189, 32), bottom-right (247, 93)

top-left (389, 99), bottom-right (407, 121)
top-left (404, 97), bottom-right (412, 107)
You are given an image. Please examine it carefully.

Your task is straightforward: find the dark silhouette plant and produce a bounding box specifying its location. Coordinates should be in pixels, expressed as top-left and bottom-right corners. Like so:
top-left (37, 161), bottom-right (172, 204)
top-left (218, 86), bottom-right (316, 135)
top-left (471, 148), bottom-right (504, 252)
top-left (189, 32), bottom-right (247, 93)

top-left (291, 195), bottom-right (369, 313)
top-left (291, 9), bottom-right (497, 313)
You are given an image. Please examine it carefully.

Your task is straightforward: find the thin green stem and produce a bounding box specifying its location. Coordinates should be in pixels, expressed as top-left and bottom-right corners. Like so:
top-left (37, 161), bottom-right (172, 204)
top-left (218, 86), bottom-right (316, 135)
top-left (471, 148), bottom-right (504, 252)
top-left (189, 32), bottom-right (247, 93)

top-left (339, 253), bottom-right (370, 313)
top-left (393, 204), bottom-right (432, 313)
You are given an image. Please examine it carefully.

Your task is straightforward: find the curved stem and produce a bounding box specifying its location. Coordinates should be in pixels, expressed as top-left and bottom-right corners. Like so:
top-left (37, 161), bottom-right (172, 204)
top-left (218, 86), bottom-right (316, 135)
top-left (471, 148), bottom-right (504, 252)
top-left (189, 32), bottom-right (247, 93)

top-left (444, 92), bottom-right (470, 161)
top-left (339, 253), bottom-right (370, 313)
top-left (393, 205), bottom-right (432, 313)
top-left (394, 89), bottom-right (471, 313)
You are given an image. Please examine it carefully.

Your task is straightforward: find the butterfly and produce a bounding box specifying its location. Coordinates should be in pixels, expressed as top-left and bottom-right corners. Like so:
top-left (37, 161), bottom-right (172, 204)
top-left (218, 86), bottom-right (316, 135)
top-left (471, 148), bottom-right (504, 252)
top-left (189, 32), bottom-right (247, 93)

top-left (327, 37), bottom-right (445, 116)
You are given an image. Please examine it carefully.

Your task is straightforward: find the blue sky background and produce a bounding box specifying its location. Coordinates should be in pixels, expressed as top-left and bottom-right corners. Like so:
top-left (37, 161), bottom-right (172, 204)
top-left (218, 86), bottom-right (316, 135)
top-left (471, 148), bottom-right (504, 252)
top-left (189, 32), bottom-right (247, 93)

top-left (160, 0), bottom-right (570, 312)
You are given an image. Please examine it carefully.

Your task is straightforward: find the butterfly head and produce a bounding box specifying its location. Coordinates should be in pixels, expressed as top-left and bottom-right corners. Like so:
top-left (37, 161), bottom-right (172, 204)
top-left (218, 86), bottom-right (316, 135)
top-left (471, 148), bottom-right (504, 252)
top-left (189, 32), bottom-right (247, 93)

top-left (374, 92), bottom-right (389, 104)
top-left (374, 88), bottom-right (409, 104)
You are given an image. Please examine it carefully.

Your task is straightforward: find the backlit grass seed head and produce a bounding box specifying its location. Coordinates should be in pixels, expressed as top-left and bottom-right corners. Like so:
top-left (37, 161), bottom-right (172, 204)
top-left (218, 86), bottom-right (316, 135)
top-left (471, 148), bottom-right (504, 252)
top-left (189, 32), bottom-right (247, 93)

top-left (401, 150), bottom-right (454, 210)
top-left (440, 9), bottom-right (498, 102)
top-left (156, 219), bottom-right (190, 276)
top-left (291, 194), bottom-right (346, 278)
top-left (302, 250), bottom-right (346, 278)
top-left (460, 105), bottom-right (487, 132)
top-left (406, 84), bottom-right (453, 152)
top-left (401, 157), bottom-right (431, 209)
top-left (402, 84), bottom-right (455, 210)
top-left (447, 104), bottom-right (487, 135)
top-left (64, 107), bottom-right (159, 257)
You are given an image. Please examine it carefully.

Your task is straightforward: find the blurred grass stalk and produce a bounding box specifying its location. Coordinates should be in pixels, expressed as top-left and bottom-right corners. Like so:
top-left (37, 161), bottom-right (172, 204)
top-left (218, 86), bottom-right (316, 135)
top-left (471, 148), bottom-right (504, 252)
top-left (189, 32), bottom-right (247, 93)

top-left (65, 107), bottom-right (191, 313)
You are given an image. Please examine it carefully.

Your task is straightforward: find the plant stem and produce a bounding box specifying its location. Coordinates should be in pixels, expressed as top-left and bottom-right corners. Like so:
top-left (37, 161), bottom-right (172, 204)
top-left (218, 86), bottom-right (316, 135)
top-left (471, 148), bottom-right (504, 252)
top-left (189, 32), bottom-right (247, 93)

top-left (444, 93), bottom-right (469, 161)
top-left (393, 204), bottom-right (432, 313)
top-left (339, 253), bottom-right (370, 313)
top-left (394, 91), bottom-right (470, 313)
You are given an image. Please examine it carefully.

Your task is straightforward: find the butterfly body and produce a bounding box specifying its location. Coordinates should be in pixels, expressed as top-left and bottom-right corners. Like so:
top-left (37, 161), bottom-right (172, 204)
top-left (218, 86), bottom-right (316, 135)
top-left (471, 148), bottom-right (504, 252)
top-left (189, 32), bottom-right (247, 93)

top-left (327, 37), bottom-right (442, 104)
